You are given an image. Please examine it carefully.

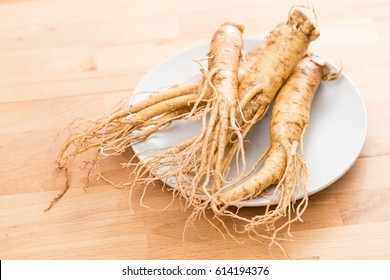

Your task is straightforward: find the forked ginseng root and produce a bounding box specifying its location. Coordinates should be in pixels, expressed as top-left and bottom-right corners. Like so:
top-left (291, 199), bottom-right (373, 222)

top-left (213, 55), bottom-right (339, 247)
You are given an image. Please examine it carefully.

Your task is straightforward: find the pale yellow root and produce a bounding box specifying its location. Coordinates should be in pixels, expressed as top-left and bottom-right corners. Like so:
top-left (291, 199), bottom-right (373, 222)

top-left (56, 81), bottom-right (204, 167)
top-left (220, 142), bottom-right (287, 204)
top-left (49, 22), bottom-right (263, 211)
top-left (131, 21), bottom-right (246, 208)
top-left (195, 21), bottom-right (244, 194)
top-left (98, 93), bottom-right (200, 154)
top-left (216, 8), bottom-right (320, 182)
top-left (102, 107), bottom-right (192, 152)
top-left (44, 167), bottom-right (70, 212)
top-left (160, 9), bottom-right (322, 246)
top-left (128, 79), bottom-right (202, 114)
top-left (129, 9), bottom-right (320, 220)
top-left (57, 40), bottom-right (264, 170)
top-left (213, 55), bottom-right (339, 245)
top-left (50, 78), bottom-right (204, 211)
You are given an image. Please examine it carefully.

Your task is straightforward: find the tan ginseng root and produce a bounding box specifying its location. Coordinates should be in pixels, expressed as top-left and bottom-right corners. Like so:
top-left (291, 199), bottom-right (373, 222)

top-left (182, 8), bottom-right (321, 221)
top-left (214, 56), bottom-right (339, 246)
top-left (49, 33), bottom-right (263, 211)
top-left (130, 21), bottom-right (245, 209)
top-left (56, 42), bottom-right (263, 172)
top-left (220, 8), bottom-right (320, 181)
top-left (48, 81), bottom-right (203, 211)
top-left (125, 43), bottom-right (265, 214)
top-left (56, 80), bottom-right (202, 169)
top-left (132, 8), bottom-right (321, 218)
top-left (193, 21), bottom-right (245, 196)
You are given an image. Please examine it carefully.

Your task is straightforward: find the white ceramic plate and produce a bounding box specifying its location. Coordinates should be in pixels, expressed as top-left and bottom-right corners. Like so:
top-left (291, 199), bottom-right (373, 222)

top-left (132, 39), bottom-right (368, 207)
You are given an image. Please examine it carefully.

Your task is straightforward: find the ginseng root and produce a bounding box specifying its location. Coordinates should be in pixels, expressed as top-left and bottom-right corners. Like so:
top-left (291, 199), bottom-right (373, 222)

top-left (129, 21), bottom-right (245, 206)
top-left (52, 23), bottom-right (263, 209)
top-left (221, 8), bottom-right (320, 178)
top-left (190, 21), bottom-right (245, 196)
top-left (56, 80), bottom-right (202, 168)
top-left (129, 8), bottom-right (320, 217)
top-left (214, 55), bottom-right (339, 244)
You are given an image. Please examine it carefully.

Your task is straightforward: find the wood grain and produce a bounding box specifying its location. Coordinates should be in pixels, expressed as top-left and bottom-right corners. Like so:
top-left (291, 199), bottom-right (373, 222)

top-left (1, 0), bottom-right (390, 260)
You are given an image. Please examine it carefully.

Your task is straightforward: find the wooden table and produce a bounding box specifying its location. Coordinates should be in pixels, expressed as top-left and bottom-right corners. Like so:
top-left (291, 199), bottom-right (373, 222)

top-left (1, 0), bottom-right (389, 260)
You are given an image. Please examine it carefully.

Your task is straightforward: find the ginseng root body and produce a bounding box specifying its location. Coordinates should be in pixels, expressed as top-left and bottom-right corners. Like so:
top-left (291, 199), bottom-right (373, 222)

top-left (138, 9), bottom-right (320, 209)
top-left (214, 55), bottom-right (338, 244)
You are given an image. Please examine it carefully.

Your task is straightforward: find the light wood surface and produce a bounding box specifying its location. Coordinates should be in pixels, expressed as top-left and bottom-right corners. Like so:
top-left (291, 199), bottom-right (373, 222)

top-left (1, 0), bottom-right (389, 260)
